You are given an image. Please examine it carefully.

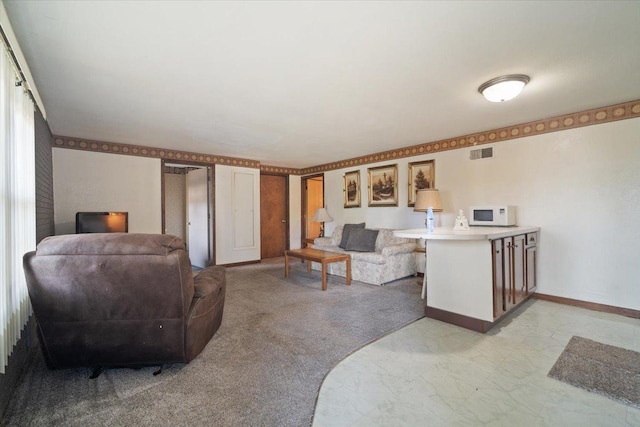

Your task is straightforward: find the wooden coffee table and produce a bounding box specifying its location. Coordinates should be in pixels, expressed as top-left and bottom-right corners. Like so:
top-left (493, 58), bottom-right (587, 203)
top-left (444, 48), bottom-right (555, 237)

top-left (284, 248), bottom-right (351, 291)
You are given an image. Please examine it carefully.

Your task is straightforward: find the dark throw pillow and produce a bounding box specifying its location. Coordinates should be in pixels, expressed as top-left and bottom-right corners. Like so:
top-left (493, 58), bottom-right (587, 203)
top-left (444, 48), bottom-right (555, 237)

top-left (345, 228), bottom-right (379, 252)
top-left (339, 223), bottom-right (366, 249)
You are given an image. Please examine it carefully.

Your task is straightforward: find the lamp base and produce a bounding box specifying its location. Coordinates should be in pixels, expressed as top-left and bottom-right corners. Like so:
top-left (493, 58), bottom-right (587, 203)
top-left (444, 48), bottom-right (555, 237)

top-left (425, 208), bottom-right (435, 233)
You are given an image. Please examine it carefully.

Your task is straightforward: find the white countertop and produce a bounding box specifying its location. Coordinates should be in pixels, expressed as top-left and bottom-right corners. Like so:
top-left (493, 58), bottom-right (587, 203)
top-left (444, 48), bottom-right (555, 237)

top-left (394, 226), bottom-right (540, 240)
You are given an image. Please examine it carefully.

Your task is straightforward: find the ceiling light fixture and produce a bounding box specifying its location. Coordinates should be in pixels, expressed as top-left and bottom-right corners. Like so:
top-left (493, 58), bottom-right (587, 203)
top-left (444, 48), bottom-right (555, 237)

top-left (478, 74), bottom-right (530, 102)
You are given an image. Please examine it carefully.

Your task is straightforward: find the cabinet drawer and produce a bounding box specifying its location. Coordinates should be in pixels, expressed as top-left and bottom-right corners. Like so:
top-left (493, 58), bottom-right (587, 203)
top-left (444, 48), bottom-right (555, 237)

top-left (526, 233), bottom-right (537, 245)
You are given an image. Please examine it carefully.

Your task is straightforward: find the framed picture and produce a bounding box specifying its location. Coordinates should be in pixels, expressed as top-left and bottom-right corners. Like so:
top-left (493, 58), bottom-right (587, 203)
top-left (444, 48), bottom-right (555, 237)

top-left (368, 164), bottom-right (398, 207)
top-left (343, 170), bottom-right (361, 208)
top-left (408, 160), bottom-right (435, 207)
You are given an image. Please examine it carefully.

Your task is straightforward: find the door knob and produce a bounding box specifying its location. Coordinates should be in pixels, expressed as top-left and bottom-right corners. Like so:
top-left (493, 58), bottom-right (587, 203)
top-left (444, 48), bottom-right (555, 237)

top-left (281, 219), bottom-right (287, 223)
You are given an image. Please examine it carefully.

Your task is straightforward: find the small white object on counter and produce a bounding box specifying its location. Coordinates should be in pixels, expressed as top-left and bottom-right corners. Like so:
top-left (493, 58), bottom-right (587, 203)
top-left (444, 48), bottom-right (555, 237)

top-left (453, 209), bottom-right (470, 231)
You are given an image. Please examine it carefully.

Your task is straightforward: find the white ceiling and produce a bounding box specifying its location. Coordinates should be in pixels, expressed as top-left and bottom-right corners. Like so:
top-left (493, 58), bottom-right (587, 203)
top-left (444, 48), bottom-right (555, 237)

top-left (4, 1), bottom-right (640, 168)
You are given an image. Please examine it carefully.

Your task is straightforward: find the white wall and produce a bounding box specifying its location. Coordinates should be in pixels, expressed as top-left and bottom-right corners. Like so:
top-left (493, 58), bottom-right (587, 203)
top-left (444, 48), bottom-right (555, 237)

top-left (289, 175), bottom-right (302, 250)
top-left (164, 173), bottom-right (186, 239)
top-left (53, 149), bottom-right (162, 234)
top-left (0, 1), bottom-right (46, 116)
top-left (320, 118), bottom-right (640, 311)
top-left (215, 164), bottom-right (261, 264)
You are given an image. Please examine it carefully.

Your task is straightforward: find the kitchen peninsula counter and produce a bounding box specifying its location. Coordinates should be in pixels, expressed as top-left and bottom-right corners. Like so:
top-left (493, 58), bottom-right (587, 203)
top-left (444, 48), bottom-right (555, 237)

top-left (394, 226), bottom-right (540, 241)
top-left (395, 226), bottom-right (540, 332)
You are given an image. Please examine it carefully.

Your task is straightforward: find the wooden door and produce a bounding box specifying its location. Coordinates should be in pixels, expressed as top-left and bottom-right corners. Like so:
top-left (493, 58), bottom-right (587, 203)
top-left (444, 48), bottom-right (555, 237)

top-left (260, 174), bottom-right (288, 259)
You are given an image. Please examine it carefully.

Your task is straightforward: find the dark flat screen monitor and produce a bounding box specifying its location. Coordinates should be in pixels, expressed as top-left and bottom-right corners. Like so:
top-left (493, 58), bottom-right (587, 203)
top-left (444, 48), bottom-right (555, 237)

top-left (75, 212), bottom-right (128, 234)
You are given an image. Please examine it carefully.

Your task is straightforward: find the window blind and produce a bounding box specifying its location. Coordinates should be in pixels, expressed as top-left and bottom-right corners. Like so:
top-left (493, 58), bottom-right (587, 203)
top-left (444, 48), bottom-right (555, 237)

top-left (0, 42), bottom-right (35, 374)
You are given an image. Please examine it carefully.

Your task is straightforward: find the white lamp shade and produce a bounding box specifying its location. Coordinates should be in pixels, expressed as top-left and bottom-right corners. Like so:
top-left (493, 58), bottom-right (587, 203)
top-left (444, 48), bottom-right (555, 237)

top-left (413, 189), bottom-right (443, 212)
top-left (311, 207), bottom-right (333, 222)
top-left (478, 74), bottom-right (530, 103)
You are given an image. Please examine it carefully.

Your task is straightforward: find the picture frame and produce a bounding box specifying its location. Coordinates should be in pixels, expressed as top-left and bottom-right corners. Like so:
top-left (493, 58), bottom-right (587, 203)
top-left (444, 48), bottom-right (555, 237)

top-left (408, 160), bottom-right (435, 207)
top-left (343, 170), bottom-right (361, 208)
top-left (367, 164), bottom-right (398, 207)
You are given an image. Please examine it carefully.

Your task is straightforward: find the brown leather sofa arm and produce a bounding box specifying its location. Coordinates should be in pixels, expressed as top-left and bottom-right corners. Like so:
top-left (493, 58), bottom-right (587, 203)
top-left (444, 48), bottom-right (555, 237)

top-left (185, 265), bottom-right (226, 361)
top-left (193, 266), bottom-right (226, 299)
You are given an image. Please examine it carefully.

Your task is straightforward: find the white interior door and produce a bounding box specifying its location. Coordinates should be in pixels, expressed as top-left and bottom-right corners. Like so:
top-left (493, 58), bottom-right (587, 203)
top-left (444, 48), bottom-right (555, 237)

top-left (215, 165), bottom-right (260, 265)
top-left (186, 168), bottom-right (209, 268)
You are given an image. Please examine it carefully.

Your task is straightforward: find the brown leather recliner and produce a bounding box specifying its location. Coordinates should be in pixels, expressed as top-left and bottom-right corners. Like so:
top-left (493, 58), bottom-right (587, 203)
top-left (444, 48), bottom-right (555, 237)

top-left (23, 233), bottom-right (225, 369)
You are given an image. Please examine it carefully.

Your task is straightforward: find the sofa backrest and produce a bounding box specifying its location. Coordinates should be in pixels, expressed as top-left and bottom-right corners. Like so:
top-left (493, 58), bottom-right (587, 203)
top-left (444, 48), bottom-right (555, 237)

top-left (330, 225), bottom-right (416, 252)
top-left (328, 225), bottom-right (344, 246)
top-left (23, 233), bottom-right (195, 368)
top-left (374, 229), bottom-right (416, 252)
top-left (26, 233), bottom-right (194, 322)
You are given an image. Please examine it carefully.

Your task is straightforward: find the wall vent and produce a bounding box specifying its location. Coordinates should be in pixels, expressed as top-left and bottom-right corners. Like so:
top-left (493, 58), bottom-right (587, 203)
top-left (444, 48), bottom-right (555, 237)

top-left (470, 147), bottom-right (493, 160)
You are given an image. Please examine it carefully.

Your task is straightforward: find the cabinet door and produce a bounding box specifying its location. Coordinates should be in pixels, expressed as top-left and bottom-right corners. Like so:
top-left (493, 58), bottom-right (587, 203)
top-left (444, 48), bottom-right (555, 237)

top-left (526, 245), bottom-right (537, 294)
top-left (492, 239), bottom-right (506, 319)
top-left (513, 234), bottom-right (526, 305)
top-left (504, 237), bottom-right (515, 311)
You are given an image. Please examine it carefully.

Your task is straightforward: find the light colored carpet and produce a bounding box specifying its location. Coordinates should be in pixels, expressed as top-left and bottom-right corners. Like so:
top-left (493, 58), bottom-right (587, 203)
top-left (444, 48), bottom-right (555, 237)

top-left (548, 336), bottom-right (640, 408)
top-left (2, 260), bottom-right (424, 426)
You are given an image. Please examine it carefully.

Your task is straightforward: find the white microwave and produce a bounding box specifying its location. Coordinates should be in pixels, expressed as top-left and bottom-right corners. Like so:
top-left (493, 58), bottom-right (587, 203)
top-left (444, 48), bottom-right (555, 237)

top-left (469, 206), bottom-right (516, 227)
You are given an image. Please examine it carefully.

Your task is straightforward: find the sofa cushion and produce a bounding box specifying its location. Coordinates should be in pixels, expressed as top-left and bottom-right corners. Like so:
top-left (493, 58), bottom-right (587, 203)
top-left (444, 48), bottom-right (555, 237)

top-left (327, 225), bottom-right (343, 246)
top-left (345, 228), bottom-right (379, 252)
top-left (313, 245), bottom-right (346, 254)
top-left (338, 223), bottom-right (365, 249)
top-left (350, 251), bottom-right (385, 265)
top-left (374, 229), bottom-right (415, 252)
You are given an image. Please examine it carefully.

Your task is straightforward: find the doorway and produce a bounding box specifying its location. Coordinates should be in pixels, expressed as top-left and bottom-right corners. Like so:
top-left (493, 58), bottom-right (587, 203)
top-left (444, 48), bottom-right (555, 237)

top-left (301, 174), bottom-right (324, 246)
top-left (260, 173), bottom-right (289, 259)
top-left (162, 161), bottom-right (214, 268)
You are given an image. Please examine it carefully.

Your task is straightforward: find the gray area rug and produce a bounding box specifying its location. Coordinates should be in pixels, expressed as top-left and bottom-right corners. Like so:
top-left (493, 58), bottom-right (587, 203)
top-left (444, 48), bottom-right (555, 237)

top-left (548, 336), bottom-right (640, 408)
top-left (2, 260), bottom-right (424, 426)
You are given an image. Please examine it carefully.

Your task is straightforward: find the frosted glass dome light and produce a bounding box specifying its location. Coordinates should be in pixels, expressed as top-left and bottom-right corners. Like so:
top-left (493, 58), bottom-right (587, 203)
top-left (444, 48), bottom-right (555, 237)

top-left (478, 74), bottom-right (530, 102)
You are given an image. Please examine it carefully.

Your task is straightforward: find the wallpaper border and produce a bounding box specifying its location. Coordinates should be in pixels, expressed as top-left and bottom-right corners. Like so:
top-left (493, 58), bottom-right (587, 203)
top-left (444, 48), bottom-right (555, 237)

top-left (298, 99), bottom-right (640, 175)
top-left (52, 99), bottom-right (640, 175)
top-left (53, 136), bottom-right (261, 169)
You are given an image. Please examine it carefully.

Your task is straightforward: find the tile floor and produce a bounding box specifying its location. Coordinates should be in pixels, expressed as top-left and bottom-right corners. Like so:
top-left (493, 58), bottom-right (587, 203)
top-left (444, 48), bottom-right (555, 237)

top-left (312, 299), bottom-right (640, 426)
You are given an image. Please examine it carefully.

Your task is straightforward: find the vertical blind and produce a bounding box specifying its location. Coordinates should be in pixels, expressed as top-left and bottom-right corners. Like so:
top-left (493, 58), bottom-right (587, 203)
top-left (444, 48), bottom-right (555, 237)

top-left (0, 41), bottom-right (35, 373)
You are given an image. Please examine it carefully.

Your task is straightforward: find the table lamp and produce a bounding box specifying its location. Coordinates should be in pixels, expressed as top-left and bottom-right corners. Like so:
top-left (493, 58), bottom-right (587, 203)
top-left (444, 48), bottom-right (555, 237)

top-left (311, 207), bottom-right (333, 237)
top-left (413, 189), bottom-right (442, 233)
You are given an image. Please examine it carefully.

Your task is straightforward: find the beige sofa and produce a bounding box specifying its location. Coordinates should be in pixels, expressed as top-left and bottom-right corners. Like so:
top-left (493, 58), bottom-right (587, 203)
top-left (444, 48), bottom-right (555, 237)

top-left (311, 225), bottom-right (417, 286)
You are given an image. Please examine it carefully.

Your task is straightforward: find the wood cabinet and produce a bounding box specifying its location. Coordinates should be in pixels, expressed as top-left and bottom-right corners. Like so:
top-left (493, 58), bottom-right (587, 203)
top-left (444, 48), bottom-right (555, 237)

top-left (492, 239), bottom-right (505, 318)
top-left (394, 226), bottom-right (540, 333)
top-left (492, 232), bottom-right (537, 320)
top-left (525, 232), bottom-right (537, 293)
top-left (511, 234), bottom-right (527, 307)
